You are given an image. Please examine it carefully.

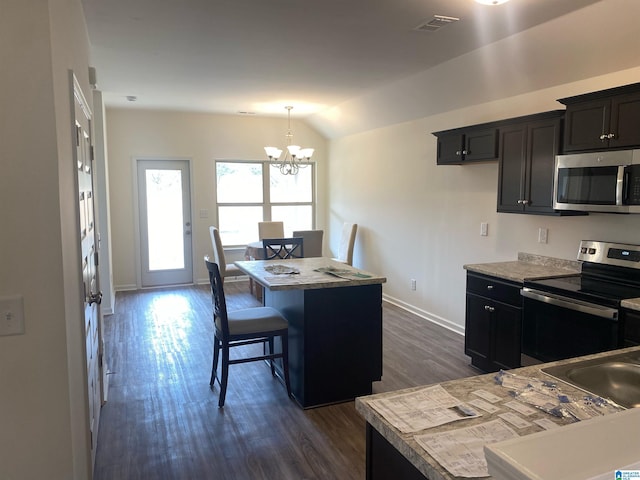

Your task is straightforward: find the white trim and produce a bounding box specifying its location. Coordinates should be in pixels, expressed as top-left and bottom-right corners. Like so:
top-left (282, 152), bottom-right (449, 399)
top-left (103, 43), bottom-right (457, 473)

top-left (382, 293), bottom-right (465, 336)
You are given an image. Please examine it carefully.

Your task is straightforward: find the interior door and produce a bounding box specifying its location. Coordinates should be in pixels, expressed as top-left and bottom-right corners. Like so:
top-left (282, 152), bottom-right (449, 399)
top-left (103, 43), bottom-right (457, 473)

top-left (137, 159), bottom-right (193, 287)
top-left (73, 74), bottom-right (102, 469)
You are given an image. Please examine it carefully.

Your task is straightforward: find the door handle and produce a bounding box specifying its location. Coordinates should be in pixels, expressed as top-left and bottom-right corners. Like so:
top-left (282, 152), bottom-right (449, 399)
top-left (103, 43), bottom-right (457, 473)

top-left (88, 291), bottom-right (102, 305)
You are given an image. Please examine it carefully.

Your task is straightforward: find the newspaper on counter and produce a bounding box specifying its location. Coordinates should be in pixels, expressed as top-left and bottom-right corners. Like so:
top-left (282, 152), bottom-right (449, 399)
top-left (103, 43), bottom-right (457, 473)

top-left (414, 419), bottom-right (519, 478)
top-left (314, 266), bottom-right (372, 279)
top-left (367, 384), bottom-right (481, 433)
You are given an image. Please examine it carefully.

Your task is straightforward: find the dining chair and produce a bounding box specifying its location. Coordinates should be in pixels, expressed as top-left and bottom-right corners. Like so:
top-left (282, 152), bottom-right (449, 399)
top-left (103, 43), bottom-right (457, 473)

top-left (292, 230), bottom-right (323, 257)
top-left (204, 256), bottom-right (292, 407)
top-left (333, 223), bottom-right (358, 266)
top-left (262, 237), bottom-right (304, 260)
top-left (258, 221), bottom-right (285, 240)
top-left (209, 226), bottom-right (246, 282)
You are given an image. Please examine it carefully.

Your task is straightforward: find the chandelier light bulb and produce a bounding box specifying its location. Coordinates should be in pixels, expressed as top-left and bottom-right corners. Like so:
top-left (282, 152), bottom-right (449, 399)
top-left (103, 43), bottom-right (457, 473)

top-left (265, 106), bottom-right (314, 175)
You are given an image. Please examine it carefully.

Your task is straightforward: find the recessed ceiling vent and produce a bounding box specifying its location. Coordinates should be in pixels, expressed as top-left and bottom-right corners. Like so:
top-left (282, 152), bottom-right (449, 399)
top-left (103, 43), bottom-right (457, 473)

top-left (414, 15), bottom-right (460, 32)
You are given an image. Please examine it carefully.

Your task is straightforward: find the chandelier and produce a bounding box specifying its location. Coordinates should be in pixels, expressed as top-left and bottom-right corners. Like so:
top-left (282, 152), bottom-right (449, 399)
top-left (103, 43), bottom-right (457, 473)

top-left (264, 106), bottom-right (314, 175)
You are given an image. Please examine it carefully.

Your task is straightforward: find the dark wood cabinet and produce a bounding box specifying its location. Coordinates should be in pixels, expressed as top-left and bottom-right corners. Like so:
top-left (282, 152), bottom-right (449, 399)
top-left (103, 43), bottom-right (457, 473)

top-left (435, 127), bottom-right (498, 165)
top-left (497, 112), bottom-right (564, 214)
top-left (366, 423), bottom-right (426, 480)
top-left (559, 83), bottom-right (640, 152)
top-left (265, 283), bottom-right (383, 408)
top-left (465, 272), bottom-right (521, 372)
top-left (622, 309), bottom-right (640, 347)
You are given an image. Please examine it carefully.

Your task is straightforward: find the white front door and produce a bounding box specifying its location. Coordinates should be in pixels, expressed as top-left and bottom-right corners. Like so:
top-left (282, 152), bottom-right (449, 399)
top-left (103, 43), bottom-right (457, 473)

top-left (137, 159), bottom-right (193, 287)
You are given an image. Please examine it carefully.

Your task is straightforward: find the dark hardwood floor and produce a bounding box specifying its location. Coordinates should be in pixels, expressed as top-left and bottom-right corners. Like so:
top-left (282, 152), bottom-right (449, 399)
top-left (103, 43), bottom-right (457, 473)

top-left (94, 281), bottom-right (477, 480)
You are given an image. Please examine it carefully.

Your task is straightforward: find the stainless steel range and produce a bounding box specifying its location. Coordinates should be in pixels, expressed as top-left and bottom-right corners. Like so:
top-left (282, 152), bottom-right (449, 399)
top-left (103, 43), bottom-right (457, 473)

top-left (520, 240), bottom-right (640, 365)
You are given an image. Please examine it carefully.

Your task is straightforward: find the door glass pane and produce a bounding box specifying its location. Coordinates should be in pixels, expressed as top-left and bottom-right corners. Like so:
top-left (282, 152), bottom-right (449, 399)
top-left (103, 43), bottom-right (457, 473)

top-left (270, 166), bottom-right (312, 202)
top-left (218, 206), bottom-right (263, 245)
top-left (217, 162), bottom-right (263, 203)
top-left (272, 205), bottom-right (312, 234)
top-left (146, 169), bottom-right (185, 270)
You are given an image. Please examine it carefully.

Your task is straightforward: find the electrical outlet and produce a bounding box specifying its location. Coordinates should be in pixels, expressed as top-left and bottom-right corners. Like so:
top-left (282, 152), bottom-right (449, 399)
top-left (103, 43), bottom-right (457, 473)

top-left (480, 222), bottom-right (488, 236)
top-left (410, 279), bottom-right (417, 291)
top-left (538, 227), bottom-right (548, 244)
top-left (0, 295), bottom-right (25, 336)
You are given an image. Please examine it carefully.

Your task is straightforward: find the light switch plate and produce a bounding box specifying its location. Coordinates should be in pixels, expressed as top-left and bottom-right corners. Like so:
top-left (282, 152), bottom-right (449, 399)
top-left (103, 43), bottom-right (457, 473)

top-left (0, 295), bottom-right (25, 336)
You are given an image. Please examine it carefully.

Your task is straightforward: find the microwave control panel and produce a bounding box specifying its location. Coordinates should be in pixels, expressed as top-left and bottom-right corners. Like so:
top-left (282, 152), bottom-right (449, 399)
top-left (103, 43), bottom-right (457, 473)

top-left (627, 165), bottom-right (640, 205)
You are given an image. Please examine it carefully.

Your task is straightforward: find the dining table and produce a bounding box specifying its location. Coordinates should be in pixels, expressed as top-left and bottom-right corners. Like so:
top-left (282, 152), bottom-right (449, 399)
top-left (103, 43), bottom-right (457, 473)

top-left (234, 257), bottom-right (387, 408)
top-left (244, 240), bottom-right (265, 260)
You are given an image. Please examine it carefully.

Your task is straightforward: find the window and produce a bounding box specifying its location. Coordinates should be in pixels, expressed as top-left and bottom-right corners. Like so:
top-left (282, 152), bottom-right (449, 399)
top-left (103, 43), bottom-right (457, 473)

top-left (215, 161), bottom-right (315, 246)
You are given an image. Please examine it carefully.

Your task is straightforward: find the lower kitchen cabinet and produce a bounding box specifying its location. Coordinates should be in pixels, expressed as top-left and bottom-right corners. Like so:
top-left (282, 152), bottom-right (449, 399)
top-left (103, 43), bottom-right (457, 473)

top-left (465, 272), bottom-right (522, 372)
top-left (622, 309), bottom-right (640, 347)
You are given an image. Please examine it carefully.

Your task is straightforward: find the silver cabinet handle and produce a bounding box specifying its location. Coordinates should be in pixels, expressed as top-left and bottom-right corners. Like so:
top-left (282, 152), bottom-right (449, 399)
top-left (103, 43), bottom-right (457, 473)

top-left (608, 133), bottom-right (616, 139)
top-left (456, 150), bottom-right (461, 155)
top-left (600, 134), bottom-right (607, 140)
top-left (462, 150), bottom-right (468, 155)
top-left (487, 285), bottom-right (494, 290)
top-left (484, 305), bottom-right (495, 312)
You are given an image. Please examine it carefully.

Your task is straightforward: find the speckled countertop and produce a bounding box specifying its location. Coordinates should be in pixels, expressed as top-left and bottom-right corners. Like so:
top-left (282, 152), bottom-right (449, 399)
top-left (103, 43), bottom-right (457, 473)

top-left (234, 257), bottom-right (386, 291)
top-left (463, 253), bottom-right (640, 310)
top-left (356, 345), bottom-right (640, 480)
top-left (463, 253), bottom-right (581, 283)
top-left (622, 298), bottom-right (640, 312)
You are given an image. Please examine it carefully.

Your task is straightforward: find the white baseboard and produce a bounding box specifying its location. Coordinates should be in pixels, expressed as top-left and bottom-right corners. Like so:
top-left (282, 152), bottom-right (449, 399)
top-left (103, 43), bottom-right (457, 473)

top-left (382, 293), bottom-right (464, 337)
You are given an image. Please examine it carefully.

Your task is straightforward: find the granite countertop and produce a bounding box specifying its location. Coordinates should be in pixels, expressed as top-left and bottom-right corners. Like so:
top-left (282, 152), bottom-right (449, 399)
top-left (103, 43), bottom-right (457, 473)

top-left (355, 345), bottom-right (640, 480)
top-left (463, 252), bottom-right (640, 309)
top-left (622, 298), bottom-right (640, 312)
top-left (463, 252), bottom-right (581, 283)
top-left (234, 256), bottom-right (386, 291)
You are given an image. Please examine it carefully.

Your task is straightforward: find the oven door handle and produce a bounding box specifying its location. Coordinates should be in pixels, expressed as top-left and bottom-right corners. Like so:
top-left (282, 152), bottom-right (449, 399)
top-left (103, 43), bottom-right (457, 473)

top-left (520, 287), bottom-right (619, 320)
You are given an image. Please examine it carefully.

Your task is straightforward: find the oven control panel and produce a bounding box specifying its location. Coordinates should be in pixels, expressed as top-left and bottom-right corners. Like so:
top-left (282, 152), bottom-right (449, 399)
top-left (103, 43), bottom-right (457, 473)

top-left (578, 240), bottom-right (640, 269)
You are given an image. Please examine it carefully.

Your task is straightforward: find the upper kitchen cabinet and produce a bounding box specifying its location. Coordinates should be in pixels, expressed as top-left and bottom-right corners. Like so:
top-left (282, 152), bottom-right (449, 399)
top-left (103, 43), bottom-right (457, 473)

top-left (433, 125), bottom-right (498, 165)
top-left (559, 82), bottom-right (640, 153)
top-left (497, 111), bottom-right (568, 215)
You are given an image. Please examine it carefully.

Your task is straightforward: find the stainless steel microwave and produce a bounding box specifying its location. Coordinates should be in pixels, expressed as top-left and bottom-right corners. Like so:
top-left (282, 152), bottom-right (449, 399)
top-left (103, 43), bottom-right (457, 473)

top-left (553, 149), bottom-right (640, 213)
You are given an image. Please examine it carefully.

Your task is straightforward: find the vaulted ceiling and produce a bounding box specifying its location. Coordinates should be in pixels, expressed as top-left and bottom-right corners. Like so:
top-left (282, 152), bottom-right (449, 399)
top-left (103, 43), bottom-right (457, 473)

top-left (81, 0), bottom-right (640, 137)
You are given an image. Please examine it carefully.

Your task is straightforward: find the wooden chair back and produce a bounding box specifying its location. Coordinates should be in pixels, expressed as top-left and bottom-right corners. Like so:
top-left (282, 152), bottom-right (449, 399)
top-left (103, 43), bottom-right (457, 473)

top-left (262, 237), bottom-right (304, 260)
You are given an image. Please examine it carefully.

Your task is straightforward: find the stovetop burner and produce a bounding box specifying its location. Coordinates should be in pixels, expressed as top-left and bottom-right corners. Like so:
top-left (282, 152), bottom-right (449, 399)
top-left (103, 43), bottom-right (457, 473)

top-left (526, 274), bottom-right (640, 306)
top-left (524, 240), bottom-right (640, 307)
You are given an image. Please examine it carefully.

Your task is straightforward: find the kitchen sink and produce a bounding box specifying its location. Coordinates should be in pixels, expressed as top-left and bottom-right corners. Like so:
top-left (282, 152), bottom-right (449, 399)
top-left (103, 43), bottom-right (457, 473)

top-left (541, 350), bottom-right (640, 409)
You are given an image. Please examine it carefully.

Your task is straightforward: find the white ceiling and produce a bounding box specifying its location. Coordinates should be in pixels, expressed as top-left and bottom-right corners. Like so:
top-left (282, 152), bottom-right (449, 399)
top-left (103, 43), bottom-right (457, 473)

top-left (81, 0), bottom-right (602, 121)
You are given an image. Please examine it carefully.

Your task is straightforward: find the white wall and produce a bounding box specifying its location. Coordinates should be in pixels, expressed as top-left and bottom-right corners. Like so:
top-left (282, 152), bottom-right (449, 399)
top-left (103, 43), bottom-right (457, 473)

top-left (0, 0), bottom-right (93, 478)
top-left (329, 69), bottom-right (640, 334)
top-left (105, 109), bottom-right (328, 289)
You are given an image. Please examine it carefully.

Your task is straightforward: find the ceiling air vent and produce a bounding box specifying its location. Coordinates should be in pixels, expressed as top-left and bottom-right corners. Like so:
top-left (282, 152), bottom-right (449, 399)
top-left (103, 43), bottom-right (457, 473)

top-left (414, 15), bottom-right (460, 32)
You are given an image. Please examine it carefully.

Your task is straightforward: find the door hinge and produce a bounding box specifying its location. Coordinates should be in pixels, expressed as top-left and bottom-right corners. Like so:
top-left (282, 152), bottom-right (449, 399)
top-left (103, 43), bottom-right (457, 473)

top-left (90, 145), bottom-right (95, 161)
top-left (94, 251), bottom-right (99, 266)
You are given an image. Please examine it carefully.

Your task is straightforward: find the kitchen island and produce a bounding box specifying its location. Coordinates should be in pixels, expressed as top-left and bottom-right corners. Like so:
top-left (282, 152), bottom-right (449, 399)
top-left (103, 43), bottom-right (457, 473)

top-left (235, 257), bottom-right (386, 408)
top-left (356, 345), bottom-right (640, 479)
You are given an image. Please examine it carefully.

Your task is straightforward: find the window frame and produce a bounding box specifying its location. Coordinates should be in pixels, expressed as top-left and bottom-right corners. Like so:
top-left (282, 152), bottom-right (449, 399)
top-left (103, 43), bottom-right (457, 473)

top-left (214, 159), bottom-right (316, 247)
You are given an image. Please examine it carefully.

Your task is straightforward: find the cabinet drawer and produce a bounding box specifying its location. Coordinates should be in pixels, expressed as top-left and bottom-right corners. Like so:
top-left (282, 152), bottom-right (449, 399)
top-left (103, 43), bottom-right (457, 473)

top-left (466, 273), bottom-right (522, 306)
